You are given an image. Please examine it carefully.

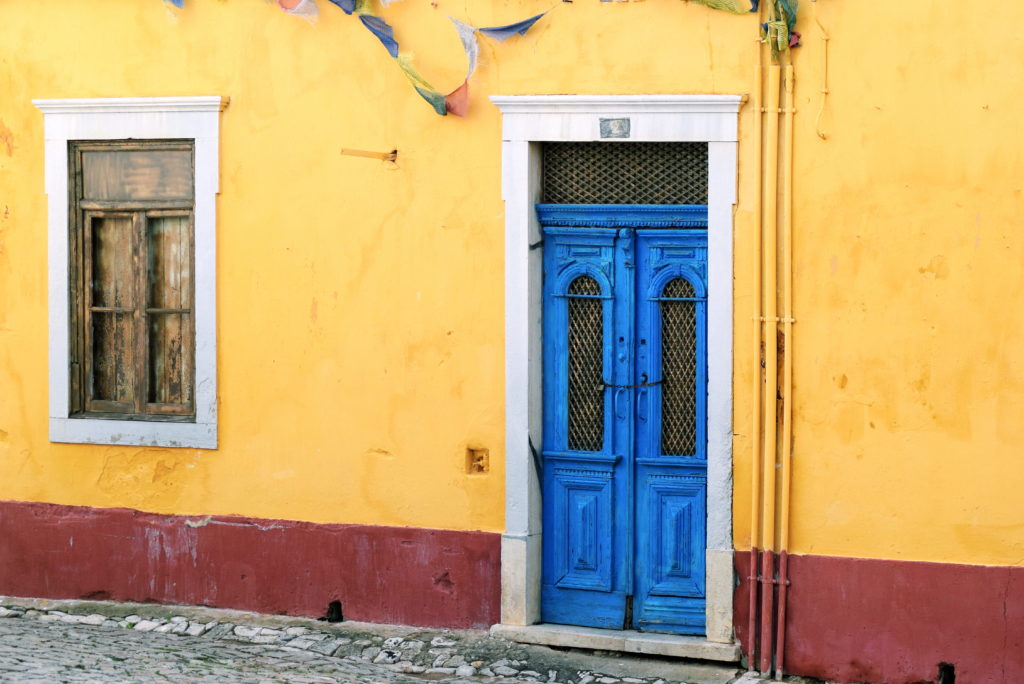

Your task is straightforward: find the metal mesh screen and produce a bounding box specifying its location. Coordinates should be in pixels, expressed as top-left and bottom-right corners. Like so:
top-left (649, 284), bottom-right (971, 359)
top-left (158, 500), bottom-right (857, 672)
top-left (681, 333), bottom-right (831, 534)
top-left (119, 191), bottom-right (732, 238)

top-left (660, 278), bottom-right (697, 456)
top-left (567, 276), bottom-right (604, 451)
top-left (542, 142), bottom-right (708, 205)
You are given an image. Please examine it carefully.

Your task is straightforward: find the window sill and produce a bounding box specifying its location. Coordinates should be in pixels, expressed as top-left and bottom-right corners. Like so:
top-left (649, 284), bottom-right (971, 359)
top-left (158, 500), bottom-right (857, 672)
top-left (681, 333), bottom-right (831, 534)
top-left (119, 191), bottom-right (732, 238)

top-left (71, 412), bottom-right (196, 423)
top-left (50, 417), bottom-right (216, 449)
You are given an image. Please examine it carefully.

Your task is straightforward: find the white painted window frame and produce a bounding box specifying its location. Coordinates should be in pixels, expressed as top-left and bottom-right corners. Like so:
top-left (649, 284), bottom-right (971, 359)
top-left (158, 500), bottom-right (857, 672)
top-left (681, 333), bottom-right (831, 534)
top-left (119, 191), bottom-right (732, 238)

top-left (490, 95), bottom-right (742, 644)
top-left (34, 97), bottom-right (227, 450)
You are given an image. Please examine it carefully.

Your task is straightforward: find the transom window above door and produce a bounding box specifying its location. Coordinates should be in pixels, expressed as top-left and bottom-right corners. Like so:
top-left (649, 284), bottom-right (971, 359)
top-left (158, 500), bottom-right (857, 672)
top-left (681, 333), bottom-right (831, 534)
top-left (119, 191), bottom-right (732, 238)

top-left (541, 142), bottom-right (708, 205)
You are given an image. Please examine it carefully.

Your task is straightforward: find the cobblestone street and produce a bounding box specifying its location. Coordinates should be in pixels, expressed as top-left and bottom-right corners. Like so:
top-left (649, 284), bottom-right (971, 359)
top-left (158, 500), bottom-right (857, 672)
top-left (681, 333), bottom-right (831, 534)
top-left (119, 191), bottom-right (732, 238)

top-left (0, 600), bottom-right (748, 684)
top-left (0, 618), bottom-right (420, 683)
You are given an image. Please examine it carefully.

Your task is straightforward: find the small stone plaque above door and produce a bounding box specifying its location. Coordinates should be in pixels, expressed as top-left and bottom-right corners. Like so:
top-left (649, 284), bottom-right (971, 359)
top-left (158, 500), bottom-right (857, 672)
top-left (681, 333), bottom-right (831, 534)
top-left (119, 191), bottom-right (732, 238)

top-left (599, 118), bottom-right (631, 139)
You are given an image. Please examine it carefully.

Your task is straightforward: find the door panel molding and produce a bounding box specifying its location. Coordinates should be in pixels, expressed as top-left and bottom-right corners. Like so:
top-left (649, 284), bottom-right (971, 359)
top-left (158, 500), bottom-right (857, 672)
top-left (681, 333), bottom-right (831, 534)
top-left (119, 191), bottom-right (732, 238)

top-left (551, 471), bottom-right (615, 592)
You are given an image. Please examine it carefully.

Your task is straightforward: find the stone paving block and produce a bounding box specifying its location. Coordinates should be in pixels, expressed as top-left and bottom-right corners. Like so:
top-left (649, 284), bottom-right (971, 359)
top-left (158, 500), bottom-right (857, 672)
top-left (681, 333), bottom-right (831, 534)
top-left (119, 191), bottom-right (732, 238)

top-left (400, 639), bottom-right (425, 653)
top-left (310, 638), bottom-right (346, 656)
top-left (290, 637), bottom-right (324, 650)
top-left (495, 665), bottom-right (522, 676)
top-left (431, 636), bottom-right (458, 647)
top-left (204, 622), bottom-right (235, 639)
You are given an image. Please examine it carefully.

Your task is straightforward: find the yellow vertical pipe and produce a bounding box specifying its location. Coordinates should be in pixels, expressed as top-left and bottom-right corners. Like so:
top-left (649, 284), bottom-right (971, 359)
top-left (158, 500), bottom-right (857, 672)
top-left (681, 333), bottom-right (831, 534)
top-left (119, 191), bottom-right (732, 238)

top-left (779, 63), bottom-right (795, 561)
top-left (746, 47), bottom-right (765, 671)
top-left (761, 64), bottom-right (781, 557)
top-left (749, 54), bottom-right (765, 562)
top-left (757, 63), bottom-right (781, 675)
top-left (775, 62), bottom-right (796, 681)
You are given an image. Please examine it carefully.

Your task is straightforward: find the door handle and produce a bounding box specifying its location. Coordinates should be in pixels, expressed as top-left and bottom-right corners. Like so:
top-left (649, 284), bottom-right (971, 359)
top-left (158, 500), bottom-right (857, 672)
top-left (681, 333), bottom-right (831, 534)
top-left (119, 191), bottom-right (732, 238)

top-left (637, 387), bottom-right (649, 423)
top-left (614, 388), bottom-right (628, 419)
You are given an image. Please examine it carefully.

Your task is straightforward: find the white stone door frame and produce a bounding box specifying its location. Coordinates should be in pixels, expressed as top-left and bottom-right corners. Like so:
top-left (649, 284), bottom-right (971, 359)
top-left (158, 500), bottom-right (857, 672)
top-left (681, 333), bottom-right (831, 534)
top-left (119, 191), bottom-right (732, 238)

top-left (491, 95), bottom-right (742, 645)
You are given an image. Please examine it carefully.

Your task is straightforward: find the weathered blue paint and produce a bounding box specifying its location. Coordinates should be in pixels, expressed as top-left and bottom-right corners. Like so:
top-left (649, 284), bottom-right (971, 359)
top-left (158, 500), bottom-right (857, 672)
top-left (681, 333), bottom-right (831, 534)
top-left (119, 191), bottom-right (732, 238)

top-left (540, 206), bottom-right (708, 635)
top-left (535, 204), bottom-right (708, 228)
top-left (633, 230), bottom-right (708, 634)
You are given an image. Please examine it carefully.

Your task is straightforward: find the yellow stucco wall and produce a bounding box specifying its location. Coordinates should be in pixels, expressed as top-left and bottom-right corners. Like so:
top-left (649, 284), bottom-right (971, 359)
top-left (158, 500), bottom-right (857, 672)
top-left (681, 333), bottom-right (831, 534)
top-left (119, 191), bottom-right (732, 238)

top-left (779, 2), bottom-right (1024, 566)
top-left (1, 1), bottom-right (1022, 567)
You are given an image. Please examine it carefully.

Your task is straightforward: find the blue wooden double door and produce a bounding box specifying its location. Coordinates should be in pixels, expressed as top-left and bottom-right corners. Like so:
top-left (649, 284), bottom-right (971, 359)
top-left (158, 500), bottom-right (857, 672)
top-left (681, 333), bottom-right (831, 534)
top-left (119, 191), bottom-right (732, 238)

top-left (541, 210), bottom-right (708, 635)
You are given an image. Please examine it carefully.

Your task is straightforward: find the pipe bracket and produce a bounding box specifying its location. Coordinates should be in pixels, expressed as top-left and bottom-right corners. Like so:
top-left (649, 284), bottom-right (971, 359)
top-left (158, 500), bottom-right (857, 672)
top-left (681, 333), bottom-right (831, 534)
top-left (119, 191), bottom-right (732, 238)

top-left (757, 575), bottom-right (792, 586)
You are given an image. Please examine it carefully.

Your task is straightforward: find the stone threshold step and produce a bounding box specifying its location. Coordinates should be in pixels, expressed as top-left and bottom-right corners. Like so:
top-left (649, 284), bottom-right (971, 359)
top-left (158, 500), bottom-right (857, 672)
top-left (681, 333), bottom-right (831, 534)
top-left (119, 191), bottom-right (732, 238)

top-left (491, 623), bottom-right (742, 663)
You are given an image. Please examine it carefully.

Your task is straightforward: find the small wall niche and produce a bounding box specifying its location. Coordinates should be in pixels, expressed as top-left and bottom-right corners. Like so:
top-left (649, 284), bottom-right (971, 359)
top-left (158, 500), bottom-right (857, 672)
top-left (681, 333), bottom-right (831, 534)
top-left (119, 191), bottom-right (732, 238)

top-left (466, 447), bottom-right (489, 475)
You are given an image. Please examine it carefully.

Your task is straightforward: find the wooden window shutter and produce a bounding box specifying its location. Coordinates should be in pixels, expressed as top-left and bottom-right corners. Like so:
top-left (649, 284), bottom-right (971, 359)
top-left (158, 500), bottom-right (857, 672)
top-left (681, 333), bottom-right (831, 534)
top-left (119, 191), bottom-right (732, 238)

top-left (145, 211), bottom-right (194, 415)
top-left (70, 141), bottom-right (196, 420)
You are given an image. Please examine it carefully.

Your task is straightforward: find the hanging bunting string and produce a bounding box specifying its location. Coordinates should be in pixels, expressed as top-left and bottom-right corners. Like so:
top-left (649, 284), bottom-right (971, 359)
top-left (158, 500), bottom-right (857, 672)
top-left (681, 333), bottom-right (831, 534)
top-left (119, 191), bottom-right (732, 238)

top-left (309, 0), bottom-right (548, 116)
top-left (444, 18), bottom-right (480, 117)
top-left (761, 0), bottom-right (799, 57)
top-left (396, 54), bottom-right (449, 116)
top-left (441, 13), bottom-right (549, 117)
top-left (161, 0), bottom-right (793, 115)
top-left (478, 13), bottom-right (548, 42)
top-left (279, 0), bottom-right (320, 25)
top-left (359, 14), bottom-right (400, 57)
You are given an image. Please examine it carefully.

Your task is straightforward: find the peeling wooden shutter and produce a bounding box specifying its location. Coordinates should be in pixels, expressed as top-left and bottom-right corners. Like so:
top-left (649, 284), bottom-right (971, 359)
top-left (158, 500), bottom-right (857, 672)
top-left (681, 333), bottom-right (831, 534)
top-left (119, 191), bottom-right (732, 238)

top-left (145, 212), bottom-right (194, 414)
top-left (71, 141), bottom-right (196, 419)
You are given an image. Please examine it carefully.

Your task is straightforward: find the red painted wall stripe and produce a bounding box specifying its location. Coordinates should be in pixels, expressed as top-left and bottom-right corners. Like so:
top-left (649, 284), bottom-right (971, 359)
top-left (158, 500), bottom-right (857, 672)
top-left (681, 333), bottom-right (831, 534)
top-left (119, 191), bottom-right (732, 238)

top-left (0, 500), bottom-right (500, 629)
top-left (735, 551), bottom-right (1024, 683)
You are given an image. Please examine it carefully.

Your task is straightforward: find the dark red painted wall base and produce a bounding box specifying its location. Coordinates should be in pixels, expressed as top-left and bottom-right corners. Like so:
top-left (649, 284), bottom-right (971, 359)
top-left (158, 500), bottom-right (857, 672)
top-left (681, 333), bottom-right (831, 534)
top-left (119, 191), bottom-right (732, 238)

top-left (0, 500), bottom-right (500, 629)
top-left (735, 551), bottom-right (1024, 684)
